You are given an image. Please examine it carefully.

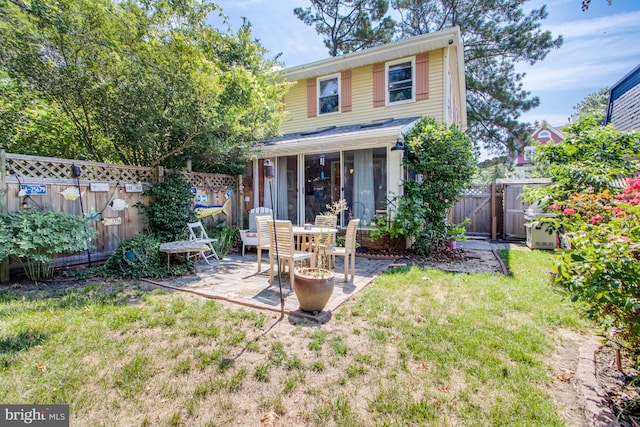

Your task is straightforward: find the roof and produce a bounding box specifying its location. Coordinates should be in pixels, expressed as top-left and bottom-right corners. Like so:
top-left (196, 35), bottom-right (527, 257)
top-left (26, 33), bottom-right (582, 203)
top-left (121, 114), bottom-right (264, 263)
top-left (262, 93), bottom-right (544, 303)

top-left (284, 26), bottom-right (464, 80)
top-left (255, 117), bottom-right (420, 156)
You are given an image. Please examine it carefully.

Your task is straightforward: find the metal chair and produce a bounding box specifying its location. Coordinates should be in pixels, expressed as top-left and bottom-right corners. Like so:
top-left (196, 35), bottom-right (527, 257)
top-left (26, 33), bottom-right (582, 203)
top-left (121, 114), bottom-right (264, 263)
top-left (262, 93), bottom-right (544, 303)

top-left (187, 221), bottom-right (219, 263)
top-left (326, 219), bottom-right (360, 282)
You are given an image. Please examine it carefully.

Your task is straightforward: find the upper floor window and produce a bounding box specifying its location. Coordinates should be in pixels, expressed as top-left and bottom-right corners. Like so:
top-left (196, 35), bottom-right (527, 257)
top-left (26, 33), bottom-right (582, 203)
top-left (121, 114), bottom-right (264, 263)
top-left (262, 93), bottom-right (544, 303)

top-left (537, 130), bottom-right (551, 139)
top-left (318, 75), bottom-right (340, 115)
top-left (386, 58), bottom-right (415, 104)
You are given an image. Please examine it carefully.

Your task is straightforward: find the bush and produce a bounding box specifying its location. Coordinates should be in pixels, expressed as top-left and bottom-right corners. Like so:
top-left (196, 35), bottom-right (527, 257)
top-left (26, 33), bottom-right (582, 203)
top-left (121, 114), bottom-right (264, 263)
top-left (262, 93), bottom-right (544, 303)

top-left (552, 178), bottom-right (640, 357)
top-left (204, 220), bottom-right (239, 258)
top-left (137, 174), bottom-right (196, 242)
top-left (371, 117), bottom-right (475, 254)
top-left (1, 208), bottom-right (95, 281)
top-left (104, 234), bottom-right (191, 278)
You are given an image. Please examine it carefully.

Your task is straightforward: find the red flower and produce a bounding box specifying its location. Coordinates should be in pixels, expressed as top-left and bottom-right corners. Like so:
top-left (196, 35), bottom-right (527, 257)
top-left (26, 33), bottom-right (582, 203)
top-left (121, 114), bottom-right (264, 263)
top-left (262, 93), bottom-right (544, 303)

top-left (563, 208), bottom-right (576, 216)
top-left (612, 206), bottom-right (625, 217)
top-left (590, 215), bottom-right (603, 225)
top-left (549, 203), bottom-right (561, 211)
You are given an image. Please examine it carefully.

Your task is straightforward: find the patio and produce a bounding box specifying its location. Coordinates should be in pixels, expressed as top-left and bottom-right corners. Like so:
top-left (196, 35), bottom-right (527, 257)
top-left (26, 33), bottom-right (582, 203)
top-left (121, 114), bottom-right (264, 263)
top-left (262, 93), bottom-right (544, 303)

top-left (142, 251), bottom-right (395, 322)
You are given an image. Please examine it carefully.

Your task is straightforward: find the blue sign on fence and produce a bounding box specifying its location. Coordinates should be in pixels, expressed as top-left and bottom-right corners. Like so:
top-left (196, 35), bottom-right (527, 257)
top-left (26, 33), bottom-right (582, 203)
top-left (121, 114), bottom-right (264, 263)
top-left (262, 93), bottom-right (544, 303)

top-left (21, 184), bottom-right (47, 195)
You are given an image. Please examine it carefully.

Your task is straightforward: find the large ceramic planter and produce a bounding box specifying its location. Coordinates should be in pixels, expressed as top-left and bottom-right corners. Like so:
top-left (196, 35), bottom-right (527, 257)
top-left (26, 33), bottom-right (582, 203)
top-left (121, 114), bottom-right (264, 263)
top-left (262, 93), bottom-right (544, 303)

top-left (293, 268), bottom-right (335, 312)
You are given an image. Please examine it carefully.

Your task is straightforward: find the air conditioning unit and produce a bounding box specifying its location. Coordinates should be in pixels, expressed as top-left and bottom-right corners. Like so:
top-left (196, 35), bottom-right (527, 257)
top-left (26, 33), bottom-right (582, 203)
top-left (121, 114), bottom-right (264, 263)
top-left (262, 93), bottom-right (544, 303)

top-left (525, 222), bottom-right (557, 250)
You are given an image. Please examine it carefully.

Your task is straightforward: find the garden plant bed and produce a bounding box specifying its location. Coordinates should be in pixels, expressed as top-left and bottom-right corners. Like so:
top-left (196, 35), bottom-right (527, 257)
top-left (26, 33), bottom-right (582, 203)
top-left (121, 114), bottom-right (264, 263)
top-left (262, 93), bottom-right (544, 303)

top-left (595, 343), bottom-right (640, 426)
top-left (356, 245), bottom-right (507, 275)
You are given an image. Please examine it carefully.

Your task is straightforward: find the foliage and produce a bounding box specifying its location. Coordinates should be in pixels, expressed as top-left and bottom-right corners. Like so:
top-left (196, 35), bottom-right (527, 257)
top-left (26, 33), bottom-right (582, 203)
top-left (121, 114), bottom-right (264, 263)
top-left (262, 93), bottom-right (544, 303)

top-left (104, 234), bottom-right (188, 278)
top-left (373, 117), bottom-right (475, 254)
top-left (1, 208), bottom-right (95, 281)
top-left (524, 116), bottom-right (640, 210)
top-left (572, 87), bottom-right (609, 122)
top-left (204, 220), bottom-right (240, 258)
top-left (294, 0), bottom-right (396, 56)
top-left (138, 174), bottom-right (196, 242)
top-left (0, 0), bottom-right (288, 171)
top-left (0, 77), bottom-right (80, 159)
top-left (474, 156), bottom-right (511, 183)
top-left (389, 0), bottom-right (562, 154)
top-left (0, 216), bottom-right (12, 261)
top-left (550, 178), bottom-right (640, 356)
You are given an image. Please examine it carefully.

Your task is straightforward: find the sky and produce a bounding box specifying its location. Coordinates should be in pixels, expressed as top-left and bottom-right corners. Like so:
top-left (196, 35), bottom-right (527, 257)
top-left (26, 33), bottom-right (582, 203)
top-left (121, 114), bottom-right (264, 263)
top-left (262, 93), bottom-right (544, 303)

top-left (209, 0), bottom-right (640, 129)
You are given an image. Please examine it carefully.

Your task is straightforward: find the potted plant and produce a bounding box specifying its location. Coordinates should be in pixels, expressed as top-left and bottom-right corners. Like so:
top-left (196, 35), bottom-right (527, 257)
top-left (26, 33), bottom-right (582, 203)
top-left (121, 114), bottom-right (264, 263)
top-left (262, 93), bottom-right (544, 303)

top-left (445, 219), bottom-right (469, 249)
top-left (293, 200), bottom-right (346, 312)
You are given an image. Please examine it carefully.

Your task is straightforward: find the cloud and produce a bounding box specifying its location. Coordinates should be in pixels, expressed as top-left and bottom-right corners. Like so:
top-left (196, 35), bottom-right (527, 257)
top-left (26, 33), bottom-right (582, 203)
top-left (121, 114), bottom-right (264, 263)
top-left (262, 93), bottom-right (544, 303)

top-left (544, 10), bottom-right (640, 38)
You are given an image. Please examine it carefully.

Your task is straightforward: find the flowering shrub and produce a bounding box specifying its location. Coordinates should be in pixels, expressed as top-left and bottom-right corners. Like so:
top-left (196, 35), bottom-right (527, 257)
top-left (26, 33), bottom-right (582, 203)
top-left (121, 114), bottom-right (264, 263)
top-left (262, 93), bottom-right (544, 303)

top-left (552, 178), bottom-right (640, 356)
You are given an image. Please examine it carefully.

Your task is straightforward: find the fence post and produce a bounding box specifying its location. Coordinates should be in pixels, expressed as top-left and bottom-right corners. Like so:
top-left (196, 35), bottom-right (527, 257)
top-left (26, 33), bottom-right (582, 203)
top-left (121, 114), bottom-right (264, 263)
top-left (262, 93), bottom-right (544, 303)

top-left (0, 149), bottom-right (9, 282)
top-left (491, 181), bottom-right (497, 241)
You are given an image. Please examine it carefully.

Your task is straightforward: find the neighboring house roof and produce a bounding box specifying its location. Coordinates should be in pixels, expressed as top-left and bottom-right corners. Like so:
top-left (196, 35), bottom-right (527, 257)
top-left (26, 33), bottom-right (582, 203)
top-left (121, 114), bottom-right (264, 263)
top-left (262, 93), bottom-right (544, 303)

top-left (257, 117), bottom-right (419, 156)
top-left (531, 121), bottom-right (564, 143)
top-left (514, 121), bottom-right (564, 167)
top-left (606, 63), bottom-right (640, 130)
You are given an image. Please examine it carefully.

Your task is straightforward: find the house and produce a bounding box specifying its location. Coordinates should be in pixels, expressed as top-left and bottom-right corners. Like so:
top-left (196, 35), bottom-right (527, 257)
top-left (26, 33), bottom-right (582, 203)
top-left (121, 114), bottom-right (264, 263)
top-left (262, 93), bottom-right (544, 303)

top-left (513, 121), bottom-right (564, 179)
top-left (248, 27), bottom-right (466, 228)
top-left (606, 63), bottom-right (640, 131)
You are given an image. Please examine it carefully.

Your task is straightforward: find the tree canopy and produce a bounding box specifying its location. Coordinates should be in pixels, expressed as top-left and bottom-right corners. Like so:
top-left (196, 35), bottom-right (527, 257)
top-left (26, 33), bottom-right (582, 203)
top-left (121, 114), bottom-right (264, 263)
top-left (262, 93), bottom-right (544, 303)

top-left (293, 0), bottom-right (396, 56)
top-left (572, 87), bottom-right (609, 121)
top-left (0, 0), bottom-right (288, 173)
top-left (391, 0), bottom-right (562, 154)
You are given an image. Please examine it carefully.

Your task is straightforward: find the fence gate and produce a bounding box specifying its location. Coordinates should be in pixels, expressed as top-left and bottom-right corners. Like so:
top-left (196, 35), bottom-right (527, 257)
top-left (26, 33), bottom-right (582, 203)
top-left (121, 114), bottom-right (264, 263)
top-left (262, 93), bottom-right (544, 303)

top-left (500, 179), bottom-right (551, 240)
top-left (449, 184), bottom-right (492, 236)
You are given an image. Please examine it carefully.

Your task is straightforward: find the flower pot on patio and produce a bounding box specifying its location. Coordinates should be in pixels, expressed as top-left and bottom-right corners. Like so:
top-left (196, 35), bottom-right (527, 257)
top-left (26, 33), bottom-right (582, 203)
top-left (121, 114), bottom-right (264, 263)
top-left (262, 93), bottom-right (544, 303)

top-left (293, 268), bottom-right (334, 312)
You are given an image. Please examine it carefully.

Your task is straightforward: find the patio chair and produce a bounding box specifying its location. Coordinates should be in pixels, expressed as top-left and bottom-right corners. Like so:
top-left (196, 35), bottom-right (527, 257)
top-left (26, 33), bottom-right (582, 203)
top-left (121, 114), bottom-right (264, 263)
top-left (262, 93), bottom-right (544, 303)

top-left (267, 220), bottom-right (315, 288)
top-left (326, 219), bottom-right (360, 282)
top-left (239, 207), bottom-right (273, 256)
top-left (255, 214), bottom-right (271, 273)
top-left (187, 221), bottom-right (219, 263)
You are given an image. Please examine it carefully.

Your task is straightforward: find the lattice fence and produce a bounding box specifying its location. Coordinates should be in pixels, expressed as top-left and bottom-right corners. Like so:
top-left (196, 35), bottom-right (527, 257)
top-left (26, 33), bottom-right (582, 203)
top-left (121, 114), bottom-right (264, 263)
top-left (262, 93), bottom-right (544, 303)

top-left (6, 153), bottom-right (156, 184)
top-left (2, 151), bottom-right (241, 275)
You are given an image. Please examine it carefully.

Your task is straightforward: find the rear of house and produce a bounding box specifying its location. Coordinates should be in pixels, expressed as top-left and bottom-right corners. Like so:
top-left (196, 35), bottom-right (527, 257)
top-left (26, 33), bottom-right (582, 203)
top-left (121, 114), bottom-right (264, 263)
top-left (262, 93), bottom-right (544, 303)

top-left (246, 27), bottom-right (467, 229)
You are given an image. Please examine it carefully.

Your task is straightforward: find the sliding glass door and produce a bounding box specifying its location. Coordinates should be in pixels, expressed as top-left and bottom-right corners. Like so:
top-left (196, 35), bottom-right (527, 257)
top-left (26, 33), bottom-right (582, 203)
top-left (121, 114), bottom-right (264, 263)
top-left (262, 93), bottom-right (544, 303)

top-left (343, 148), bottom-right (387, 227)
top-left (303, 152), bottom-right (340, 224)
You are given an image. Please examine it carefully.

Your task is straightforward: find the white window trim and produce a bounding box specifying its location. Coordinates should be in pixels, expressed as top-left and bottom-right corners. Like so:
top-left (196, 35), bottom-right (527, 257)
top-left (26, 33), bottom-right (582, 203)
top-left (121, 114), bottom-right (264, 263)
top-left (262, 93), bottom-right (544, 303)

top-left (317, 73), bottom-right (341, 116)
top-left (537, 130), bottom-right (551, 139)
top-left (385, 57), bottom-right (415, 106)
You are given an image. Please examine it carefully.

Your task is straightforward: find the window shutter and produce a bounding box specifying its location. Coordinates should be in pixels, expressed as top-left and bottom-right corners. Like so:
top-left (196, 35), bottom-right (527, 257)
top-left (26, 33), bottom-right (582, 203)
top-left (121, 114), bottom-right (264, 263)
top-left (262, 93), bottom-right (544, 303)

top-left (307, 79), bottom-right (317, 117)
top-left (416, 53), bottom-right (429, 100)
top-left (373, 63), bottom-right (385, 107)
top-left (341, 70), bottom-right (352, 112)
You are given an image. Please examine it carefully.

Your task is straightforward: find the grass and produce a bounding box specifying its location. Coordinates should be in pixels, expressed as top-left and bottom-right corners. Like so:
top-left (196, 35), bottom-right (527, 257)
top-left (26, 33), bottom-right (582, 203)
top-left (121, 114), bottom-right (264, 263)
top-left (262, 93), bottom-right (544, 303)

top-left (0, 250), bottom-right (589, 425)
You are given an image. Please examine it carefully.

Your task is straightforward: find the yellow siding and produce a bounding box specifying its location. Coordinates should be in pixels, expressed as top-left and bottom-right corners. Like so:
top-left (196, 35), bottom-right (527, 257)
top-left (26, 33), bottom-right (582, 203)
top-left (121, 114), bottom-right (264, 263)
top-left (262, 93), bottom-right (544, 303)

top-left (281, 49), bottom-right (446, 135)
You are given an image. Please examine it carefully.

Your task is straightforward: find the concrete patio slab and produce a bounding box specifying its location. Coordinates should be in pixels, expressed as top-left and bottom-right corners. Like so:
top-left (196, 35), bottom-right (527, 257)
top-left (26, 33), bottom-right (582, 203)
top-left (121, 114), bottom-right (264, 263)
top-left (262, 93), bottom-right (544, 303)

top-left (143, 252), bottom-right (394, 322)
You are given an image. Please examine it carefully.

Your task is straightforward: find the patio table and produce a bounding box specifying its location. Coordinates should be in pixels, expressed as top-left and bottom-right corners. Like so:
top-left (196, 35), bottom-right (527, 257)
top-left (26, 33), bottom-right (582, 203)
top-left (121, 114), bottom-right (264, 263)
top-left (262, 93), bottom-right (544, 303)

top-left (291, 226), bottom-right (338, 252)
top-left (159, 240), bottom-right (211, 271)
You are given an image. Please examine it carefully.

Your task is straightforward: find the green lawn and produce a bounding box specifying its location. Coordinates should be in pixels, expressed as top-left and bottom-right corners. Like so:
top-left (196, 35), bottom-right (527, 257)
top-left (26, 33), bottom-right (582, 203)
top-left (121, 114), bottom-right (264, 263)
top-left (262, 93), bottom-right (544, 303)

top-left (0, 250), bottom-right (589, 426)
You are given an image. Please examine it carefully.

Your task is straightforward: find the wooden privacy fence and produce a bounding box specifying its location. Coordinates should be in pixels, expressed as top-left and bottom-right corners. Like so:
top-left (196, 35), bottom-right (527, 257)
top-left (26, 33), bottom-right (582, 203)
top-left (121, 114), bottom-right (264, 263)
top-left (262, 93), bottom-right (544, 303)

top-left (448, 179), bottom-right (551, 240)
top-left (1, 150), bottom-right (241, 276)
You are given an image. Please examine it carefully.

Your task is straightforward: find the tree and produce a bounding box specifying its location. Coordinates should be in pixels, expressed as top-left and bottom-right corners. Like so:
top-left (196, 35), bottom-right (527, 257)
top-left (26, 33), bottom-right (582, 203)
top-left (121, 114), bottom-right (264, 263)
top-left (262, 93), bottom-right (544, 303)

top-left (0, 0), bottom-right (287, 172)
top-left (524, 116), bottom-right (640, 209)
top-left (572, 87), bottom-right (609, 122)
top-left (0, 76), bottom-right (80, 159)
top-left (372, 117), bottom-right (476, 254)
top-left (392, 0), bottom-right (562, 154)
top-left (294, 0), bottom-right (396, 56)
